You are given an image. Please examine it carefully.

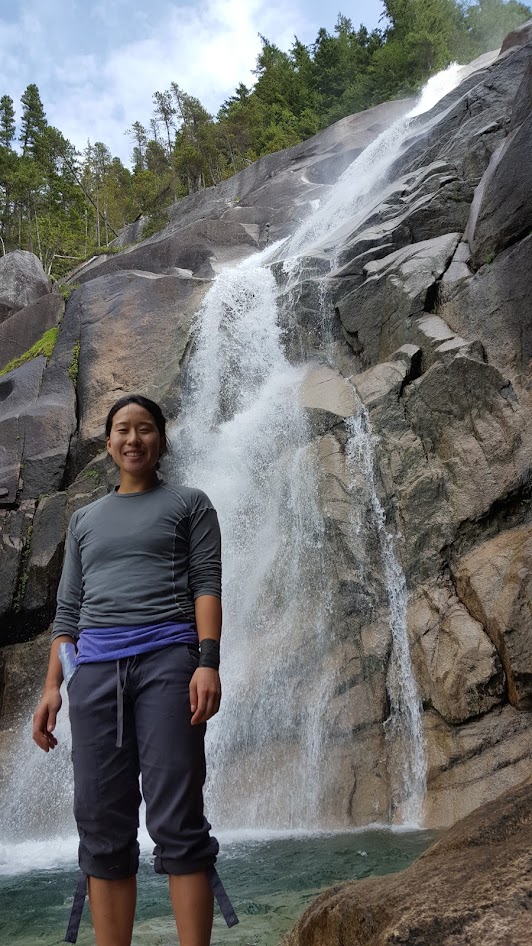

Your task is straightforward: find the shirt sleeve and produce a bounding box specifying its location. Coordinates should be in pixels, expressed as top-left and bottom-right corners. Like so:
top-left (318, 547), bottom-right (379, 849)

top-left (51, 518), bottom-right (83, 641)
top-left (188, 495), bottom-right (222, 600)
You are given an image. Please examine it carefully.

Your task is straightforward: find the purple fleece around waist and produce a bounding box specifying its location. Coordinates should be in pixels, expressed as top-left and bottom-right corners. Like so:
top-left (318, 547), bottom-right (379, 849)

top-left (76, 621), bottom-right (198, 663)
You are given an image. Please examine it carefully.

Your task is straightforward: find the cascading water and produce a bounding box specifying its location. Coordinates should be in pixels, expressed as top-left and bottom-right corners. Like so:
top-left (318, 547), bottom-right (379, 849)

top-left (281, 63), bottom-right (465, 262)
top-left (0, 62), bottom-right (470, 871)
top-left (345, 410), bottom-right (426, 825)
top-left (172, 258), bottom-right (332, 828)
top-left (177, 62), bottom-right (466, 829)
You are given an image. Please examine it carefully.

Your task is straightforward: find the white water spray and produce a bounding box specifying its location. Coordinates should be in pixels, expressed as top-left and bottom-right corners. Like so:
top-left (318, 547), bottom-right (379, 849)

top-left (183, 64), bottom-right (468, 828)
top-left (281, 62), bottom-right (465, 262)
top-left (346, 411), bottom-right (426, 824)
top-left (0, 63), bottom-right (471, 868)
top-left (173, 256), bottom-right (332, 828)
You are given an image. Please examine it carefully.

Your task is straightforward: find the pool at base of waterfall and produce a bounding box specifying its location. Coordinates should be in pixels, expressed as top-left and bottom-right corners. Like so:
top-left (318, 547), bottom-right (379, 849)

top-left (0, 829), bottom-right (437, 945)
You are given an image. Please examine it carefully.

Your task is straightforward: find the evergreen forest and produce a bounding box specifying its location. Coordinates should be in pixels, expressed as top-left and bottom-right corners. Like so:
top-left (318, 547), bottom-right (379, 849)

top-left (0, 0), bottom-right (529, 278)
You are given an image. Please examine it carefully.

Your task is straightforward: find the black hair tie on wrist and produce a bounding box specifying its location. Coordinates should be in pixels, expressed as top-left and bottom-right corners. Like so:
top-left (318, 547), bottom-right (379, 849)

top-left (199, 639), bottom-right (220, 670)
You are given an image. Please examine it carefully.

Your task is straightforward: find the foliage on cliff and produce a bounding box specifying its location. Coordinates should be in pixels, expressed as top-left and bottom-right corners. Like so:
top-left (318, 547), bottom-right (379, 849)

top-left (0, 325), bottom-right (59, 378)
top-left (0, 0), bottom-right (529, 276)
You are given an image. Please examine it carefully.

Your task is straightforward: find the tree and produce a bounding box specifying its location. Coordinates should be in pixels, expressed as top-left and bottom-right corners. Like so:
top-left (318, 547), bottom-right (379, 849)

top-left (19, 84), bottom-right (47, 156)
top-left (152, 90), bottom-right (176, 153)
top-left (0, 96), bottom-right (15, 149)
top-left (126, 121), bottom-right (148, 172)
top-left (462, 0), bottom-right (532, 56)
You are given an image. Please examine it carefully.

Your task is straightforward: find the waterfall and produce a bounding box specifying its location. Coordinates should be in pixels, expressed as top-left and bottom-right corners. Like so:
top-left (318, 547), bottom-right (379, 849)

top-left (175, 63), bottom-right (466, 828)
top-left (172, 258), bottom-right (333, 828)
top-left (281, 62), bottom-right (465, 262)
top-left (345, 411), bottom-right (426, 825)
top-left (0, 63), bottom-right (471, 860)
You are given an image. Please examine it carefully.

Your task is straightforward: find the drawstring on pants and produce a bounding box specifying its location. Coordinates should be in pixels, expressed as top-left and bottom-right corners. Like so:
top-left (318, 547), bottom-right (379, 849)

top-left (115, 657), bottom-right (130, 748)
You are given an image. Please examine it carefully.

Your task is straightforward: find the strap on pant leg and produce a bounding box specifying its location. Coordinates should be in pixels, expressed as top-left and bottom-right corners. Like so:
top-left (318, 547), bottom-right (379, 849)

top-left (116, 659), bottom-right (123, 748)
top-left (116, 657), bottom-right (130, 748)
top-left (207, 865), bottom-right (239, 927)
top-left (64, 872), bottom-right (87, 943)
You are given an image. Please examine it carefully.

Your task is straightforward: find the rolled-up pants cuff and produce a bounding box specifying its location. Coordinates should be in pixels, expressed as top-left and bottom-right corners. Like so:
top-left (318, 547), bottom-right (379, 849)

top-left (154, 855), bottom-right (216, 875)
top-left (79, 843), bottom-right (140, 880)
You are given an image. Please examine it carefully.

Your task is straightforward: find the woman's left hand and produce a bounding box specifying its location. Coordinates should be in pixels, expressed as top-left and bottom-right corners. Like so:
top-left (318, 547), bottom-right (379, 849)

top-left (190, 668), bottom-right (222, 725)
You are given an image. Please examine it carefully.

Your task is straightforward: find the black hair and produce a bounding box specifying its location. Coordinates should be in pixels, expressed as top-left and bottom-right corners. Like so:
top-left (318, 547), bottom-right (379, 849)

top-left (105, 394), bottom-right (167, 444)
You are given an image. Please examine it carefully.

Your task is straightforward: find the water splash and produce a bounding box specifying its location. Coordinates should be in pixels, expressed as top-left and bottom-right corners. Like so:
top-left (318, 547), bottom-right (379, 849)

top-left (170, 61), bottom-right (467, 828)
top-left (172, 255), bottom-right (332, 829)
top-left (280, 61), bottom-right (465, 261)
top-left (0, 62), bottom-right (469, 853)
top-left (346, 410), bottom-right (426, 825)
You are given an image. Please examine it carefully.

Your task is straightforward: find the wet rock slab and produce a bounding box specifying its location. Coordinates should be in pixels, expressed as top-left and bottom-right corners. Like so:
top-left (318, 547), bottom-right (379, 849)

top-left (281, 776), bottom-right (532, 946)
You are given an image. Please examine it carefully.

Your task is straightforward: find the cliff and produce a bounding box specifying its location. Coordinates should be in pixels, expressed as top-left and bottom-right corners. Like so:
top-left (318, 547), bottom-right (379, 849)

top-left (1, 24), bottom-right (531, 830)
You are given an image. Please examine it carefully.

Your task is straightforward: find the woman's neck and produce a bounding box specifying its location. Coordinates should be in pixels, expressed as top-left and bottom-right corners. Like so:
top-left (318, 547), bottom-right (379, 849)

top-left (117, 471), bottom-right (159, 494)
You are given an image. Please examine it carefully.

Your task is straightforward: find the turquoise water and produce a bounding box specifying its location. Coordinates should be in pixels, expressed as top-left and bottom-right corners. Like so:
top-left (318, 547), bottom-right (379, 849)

top-left (0, 830), bottom-right (436, 946)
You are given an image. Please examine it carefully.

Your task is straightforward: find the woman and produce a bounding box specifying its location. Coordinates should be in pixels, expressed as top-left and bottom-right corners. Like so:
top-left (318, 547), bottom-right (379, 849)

top-left (32, 394), bottom-right (236, 946)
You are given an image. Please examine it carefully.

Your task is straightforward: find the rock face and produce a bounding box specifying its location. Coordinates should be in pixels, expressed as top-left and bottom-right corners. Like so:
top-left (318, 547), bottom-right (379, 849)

top-left (453, 526), bottom-right (532, 710)
top-left (0, 293), bottom-right (63, 372)
top-left (281, 776), bottom-right (532, 946)
top-left (0, 249), bottom-right (51, 321)
top-left (1, 30), bottom-right (532, 833)
top-left (66, 270), bottom-right (211, 468)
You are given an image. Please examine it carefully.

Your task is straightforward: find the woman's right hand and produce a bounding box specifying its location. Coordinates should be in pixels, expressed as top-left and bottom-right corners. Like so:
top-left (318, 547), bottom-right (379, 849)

top-left (32, 686), bottom-right (62, 751)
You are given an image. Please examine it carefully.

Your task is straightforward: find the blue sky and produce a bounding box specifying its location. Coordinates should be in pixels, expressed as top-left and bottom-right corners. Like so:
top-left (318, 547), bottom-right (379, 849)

top-left (0, 0), bottom-right (385, 164)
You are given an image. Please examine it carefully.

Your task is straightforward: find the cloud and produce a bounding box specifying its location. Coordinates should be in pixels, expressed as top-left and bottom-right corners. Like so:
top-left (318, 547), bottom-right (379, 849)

top-left (0, 0), bottom-right (313, 164)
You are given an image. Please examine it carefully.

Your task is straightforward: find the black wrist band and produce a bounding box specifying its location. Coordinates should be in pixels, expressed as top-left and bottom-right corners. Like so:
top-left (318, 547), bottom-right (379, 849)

top-left (199, 639), bottom-right (220, 670)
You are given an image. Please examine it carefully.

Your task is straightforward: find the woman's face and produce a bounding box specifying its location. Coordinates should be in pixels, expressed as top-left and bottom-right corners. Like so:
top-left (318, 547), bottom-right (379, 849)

top-left (106, 404), bottom-right (165, 478)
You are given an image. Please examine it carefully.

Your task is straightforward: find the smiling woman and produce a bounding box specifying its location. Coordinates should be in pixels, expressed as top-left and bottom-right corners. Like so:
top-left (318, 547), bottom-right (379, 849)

top-left (31, 393), bottom-right (237, 946)
top-left (105, 394), bottom-right (167, 490)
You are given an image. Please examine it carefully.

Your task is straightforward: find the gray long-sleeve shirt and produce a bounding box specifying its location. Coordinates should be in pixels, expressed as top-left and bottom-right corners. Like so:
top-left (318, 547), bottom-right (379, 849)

top-left (52, 481), bottom-right (221, 641)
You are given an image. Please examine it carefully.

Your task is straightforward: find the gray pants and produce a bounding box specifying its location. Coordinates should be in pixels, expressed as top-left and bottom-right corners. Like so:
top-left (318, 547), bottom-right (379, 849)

top-left (68, 643), bottom-right (219, 879)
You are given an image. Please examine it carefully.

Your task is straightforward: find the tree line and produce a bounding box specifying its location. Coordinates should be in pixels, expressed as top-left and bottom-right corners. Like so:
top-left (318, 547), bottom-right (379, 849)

top-left (0, 0), bottom-right (529, 278)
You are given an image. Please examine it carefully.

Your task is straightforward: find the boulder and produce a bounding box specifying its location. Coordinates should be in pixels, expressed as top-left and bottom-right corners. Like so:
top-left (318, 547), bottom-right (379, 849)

top-left (299, 366), bottom-right (357, 435)
top-left (0, 250), bottom-right (51, 322)
top-left (0, 358), bottom-right (46, 505)
top-left (18, 492), bottom-right (68, 637)
top-left (0, 629), bottom-right (50, 741)
top-left (0, 500), bottom-right (36, 644)
top-left (423, 703), bottom-right (532, 826)
top-left (20, 367), bottom-right (77, 499)
top-left (0, 321), bottom-right (77, 505)
top-left (408, 583), bottom-right (504, 724)
top-left (500, 17), bottom-right (532, 53)
top-left (510, 59), bottom-right (532, 128)
top-left (67, 270), bottom-right (210, 467)
top-left (0, 293), bottom-right (63, 372)
top-left (453, 525), bottom-right (532, 710)
top-left (73, 219), bottom-right (260, 286)
top-left (282, 776), bottom-right (532, 946)
top-left (438, 233), bottom-right (532, 376)
top-left (335, 234), bottom-right (460, 366)
top-left (353, 345), bottom-right (421, 411)
top-left (111, 214), bottom-right (147, 248)
top-left (403, 356), bottom-right (525, 527)
top-left (467, 111), bottom-right (532, 269)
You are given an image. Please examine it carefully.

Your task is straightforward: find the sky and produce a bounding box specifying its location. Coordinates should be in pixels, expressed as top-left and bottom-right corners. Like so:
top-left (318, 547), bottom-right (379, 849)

top-left (0, 0), bottom-right (385, 165)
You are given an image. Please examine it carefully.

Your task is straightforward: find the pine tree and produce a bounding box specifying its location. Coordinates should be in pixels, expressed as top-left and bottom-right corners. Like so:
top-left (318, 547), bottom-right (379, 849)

top-left (0, 96), bottom-right (15, 149)
top-left (19, 83), bottom-right (47, 156)
top-left (153, 90), bottom-right (176, 154)
top-left (127, 121), bottom-right (148, 172)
